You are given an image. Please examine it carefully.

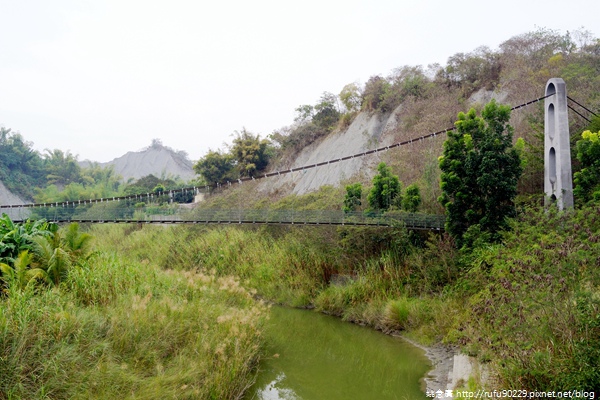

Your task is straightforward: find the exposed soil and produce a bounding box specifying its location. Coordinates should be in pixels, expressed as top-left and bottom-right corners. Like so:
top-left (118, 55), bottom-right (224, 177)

top-left (81, 142), bottom-right (195, 182)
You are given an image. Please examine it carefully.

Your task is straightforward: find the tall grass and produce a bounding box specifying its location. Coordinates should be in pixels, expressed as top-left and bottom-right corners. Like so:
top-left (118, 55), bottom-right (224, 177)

top-left (9, 209), bottom-right (592, 395)
top-left (88, 224), bottom-right (456, 347)
top-left (1, 225), bottom-right (267, 399)
top-left (71, 214), bottom-right (600, 392)
top-left (93, 224), bottom-right (340, 307)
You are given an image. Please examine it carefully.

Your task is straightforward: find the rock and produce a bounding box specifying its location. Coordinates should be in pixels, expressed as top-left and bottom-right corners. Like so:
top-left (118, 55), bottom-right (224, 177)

top-left (469, 88), bottom-right (509, 106)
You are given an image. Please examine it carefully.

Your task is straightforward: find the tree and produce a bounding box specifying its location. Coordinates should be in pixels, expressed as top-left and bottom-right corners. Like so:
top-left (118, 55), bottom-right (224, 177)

top-left (402, 183), bottom-right (422, 212)
top-left (367, 162), bottom-right (402, 211)
top-left (312, 92), bottom-right (340, 132)
top-left (393, 65), bottom-right (430, 98)
top-left (438, 100), bottom-right (522, 247)
top-left (380, 66), bottom-right (432, 112)
top-left (124, 175), bottom-right (175, 196)
top-left (585, 115), bottom-right (600, 136)
top-left (193, 150), bottom-right (236, 185)
top-left (339, 83), bottom-right (362, 112)
top-left (62, 222), bottom-right (93, 263)
top-left (362, 76), bottom-right (389, 112)
top-left (31, 229), bottom-right (71, 286)
top-left (0, 128), bottom-right (42, 173)
top-left (343, 183), bottom-right (362, 213)
top-left (294, 104), bottom-right (314, 124)
top-left (0, 216), bottom-right (59, 292)
top-left (0, 127), bottom-right (45, 198)
top-left (0, 250), bottom-right (47, 291)
top-left (150, 138), bottom-right (164, 149)
top-left (436, 47), bottom-right (501, 94)
top-left (573, 129), bottom-right (600, 205)
top-left (43, 149), bottom-right (82, 186)
top-left (153, 184), bottom-right (166, 195)
top-left (230, 128), bottom-right (271, 177)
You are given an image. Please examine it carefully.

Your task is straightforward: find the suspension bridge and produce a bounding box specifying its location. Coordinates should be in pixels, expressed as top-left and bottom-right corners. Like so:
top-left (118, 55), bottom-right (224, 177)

top-left (1, 206), bottom-right (447, 230)
top-left (1, 84), bottom-right (596, 231)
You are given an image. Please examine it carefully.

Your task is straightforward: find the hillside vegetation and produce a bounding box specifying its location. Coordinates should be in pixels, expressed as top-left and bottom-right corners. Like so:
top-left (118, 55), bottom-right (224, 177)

top-left (192, 28), bottom-right (599, 213)
top-left (2, 27), bottom-right (600, 396)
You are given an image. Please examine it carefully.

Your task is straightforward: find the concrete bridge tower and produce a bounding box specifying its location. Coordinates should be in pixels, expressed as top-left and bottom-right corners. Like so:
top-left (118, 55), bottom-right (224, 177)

top-left (544, 78), bottom-right (573, 209)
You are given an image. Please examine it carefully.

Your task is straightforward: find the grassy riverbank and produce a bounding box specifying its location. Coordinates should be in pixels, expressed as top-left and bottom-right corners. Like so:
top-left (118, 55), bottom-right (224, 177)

top-left (5, 202), bottom-right (596, 398)
top-left (0, 225), bottom-right (267, 399)
top-left (92, 223), bottom-right (458, 344)
top-left (86, 203), bottom-right (600, 392)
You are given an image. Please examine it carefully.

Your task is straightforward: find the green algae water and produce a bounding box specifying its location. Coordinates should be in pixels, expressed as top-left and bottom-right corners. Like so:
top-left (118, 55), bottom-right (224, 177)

top-left (246, 306), bottom-right (430, 400)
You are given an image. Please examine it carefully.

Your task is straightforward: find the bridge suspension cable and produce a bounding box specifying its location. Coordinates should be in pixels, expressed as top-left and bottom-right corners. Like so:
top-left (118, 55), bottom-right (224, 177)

top-left (566, 96), bottom-right (598, 123)
top-left (1, 94), bottom-right (552, 210)
top-left (567, 96), bottom-right (598, 117)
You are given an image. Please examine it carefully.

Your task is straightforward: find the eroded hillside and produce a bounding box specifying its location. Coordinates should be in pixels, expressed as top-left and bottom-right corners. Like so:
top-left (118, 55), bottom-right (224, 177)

top-left (86, 140), bottom-right (195, 182)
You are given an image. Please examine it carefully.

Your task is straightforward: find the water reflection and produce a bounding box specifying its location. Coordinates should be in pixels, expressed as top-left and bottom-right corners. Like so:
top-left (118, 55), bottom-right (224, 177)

top-left (256, 373), bottom-right (299, 400)
top-left (246, 306), bottom-right (430, 400)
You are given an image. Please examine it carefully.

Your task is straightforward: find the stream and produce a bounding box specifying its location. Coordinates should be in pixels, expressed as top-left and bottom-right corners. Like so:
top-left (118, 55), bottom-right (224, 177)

top-left (245, 306), bottom-right (431, 400)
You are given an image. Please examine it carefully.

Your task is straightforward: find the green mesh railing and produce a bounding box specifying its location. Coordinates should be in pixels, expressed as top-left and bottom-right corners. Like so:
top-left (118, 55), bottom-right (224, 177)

top-left (2, 204), bottom-right (445, 230)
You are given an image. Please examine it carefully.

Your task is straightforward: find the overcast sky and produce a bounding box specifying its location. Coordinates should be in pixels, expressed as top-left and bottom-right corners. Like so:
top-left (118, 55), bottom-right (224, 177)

top-left (1, 1), bottom-right (598, 163)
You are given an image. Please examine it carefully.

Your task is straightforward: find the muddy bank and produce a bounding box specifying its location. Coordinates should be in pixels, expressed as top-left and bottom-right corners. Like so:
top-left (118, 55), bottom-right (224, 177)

top-left (397, 335), bottom-right (485, 396)
top-left (397, 336), bottom-right (455, 392)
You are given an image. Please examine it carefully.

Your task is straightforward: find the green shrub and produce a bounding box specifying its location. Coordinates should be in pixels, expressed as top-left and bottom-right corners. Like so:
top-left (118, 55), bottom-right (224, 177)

top-left (452, 205), bottom-right (600, 389)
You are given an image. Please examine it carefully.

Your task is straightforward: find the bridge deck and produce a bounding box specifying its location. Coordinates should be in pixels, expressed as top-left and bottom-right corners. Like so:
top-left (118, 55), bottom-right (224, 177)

top-left (3, 207), bottom-right (445, 231)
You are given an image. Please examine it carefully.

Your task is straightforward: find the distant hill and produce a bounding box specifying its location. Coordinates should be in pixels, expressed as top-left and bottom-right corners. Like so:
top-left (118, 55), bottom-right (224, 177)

top-left (82, 140), bottom-right (196, 182)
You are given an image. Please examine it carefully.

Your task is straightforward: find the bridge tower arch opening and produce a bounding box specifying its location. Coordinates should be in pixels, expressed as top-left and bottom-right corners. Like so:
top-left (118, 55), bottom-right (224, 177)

top-left (544, 78), bottom-right (573, 209)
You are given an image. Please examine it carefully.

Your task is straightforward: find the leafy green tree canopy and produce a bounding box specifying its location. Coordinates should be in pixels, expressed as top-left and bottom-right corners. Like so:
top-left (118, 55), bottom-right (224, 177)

top-left (294, 104), bottom-right (314, 124)
top-left (573, 130), bottom-right (600, 205)
top-left (436, 47), bottom-right (500, 94)
top-left (367, 162), bottom-right (402, 212)
top-left (294, 93), bottom-right (341, 133)
top-left (312, 92), bottom-right (340, 132)
top-left (0, 128), bottom-right (41, 173)
top-left (339, 83), bottom-right (362, 112)
top-left (124, 175), bottom-right (176, 195)
top-left (0, 213), bottom-right (55, 264)
top-left (0, 215), bottom-right (92, 291)
top-left (230, 128), bottom-right (272, 177)
top-left (362, 76), bottom-right (389, 112)
top-left (402, 183), bottom-right (422, 213)
top-left (43, 149), bottom-right (82, 186)
top-left (153, 184), bottom-right (166, 194)
top-left (0, 127), bottom-right (46, 198)
top-left (193, 150), bottom-right (236, 185)
top-left (585, 115), bottom-right (600, 136)
top-left (343, 183), bottom-right (362, 213)
top-left (35, 163), bottom-right (123, 204)
top-left (438, 100), bottom-right (522, 248)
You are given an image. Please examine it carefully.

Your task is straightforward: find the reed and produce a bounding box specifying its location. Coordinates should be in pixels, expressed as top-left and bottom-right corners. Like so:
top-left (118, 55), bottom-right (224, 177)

top-left (1, 224), bottom-right (268, 399)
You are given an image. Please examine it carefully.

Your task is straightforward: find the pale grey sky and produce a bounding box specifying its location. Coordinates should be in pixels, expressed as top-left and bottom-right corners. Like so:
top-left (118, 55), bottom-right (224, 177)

top-left (1, 0), bottom-right (597, 162)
